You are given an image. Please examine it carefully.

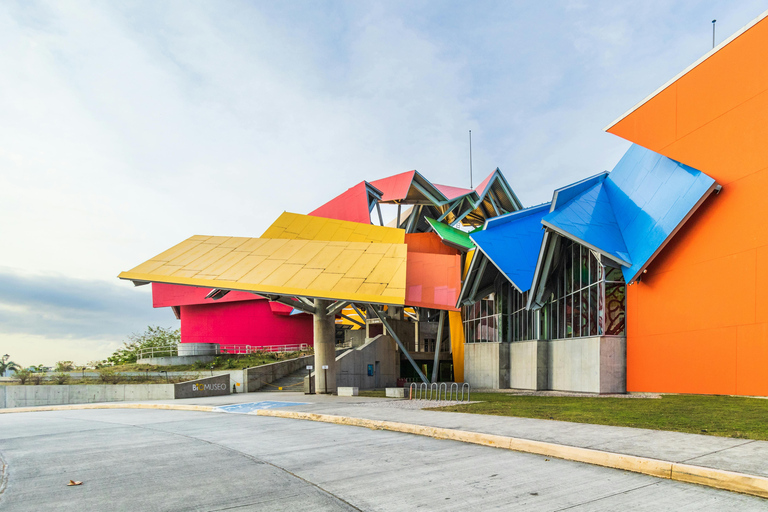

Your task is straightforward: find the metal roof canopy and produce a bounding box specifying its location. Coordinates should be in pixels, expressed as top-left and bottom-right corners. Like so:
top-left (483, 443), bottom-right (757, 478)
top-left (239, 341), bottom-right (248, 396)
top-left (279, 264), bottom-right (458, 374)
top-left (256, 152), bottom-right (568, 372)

top-left (308, 181), bottom-right (384, 225)
top-left (369, 170), bottom-right (449, 206)
top-left (262, 211), bottom-right (404, 244)
top-left (425, 217), bottom-right (474, 252)
top-left (470, 203), bottom-right (551, 294)
top-left (119, 235), bottom-right (408, 306)
top-left (528, 144), bottom-right (718, 307)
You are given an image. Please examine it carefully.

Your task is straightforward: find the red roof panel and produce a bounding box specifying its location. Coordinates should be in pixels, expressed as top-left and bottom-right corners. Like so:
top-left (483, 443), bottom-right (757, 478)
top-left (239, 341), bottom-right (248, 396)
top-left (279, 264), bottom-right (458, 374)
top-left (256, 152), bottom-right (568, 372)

top-left (309, 181), bottom-right (372, 224)
top-left (369, 170), bottom-right (416, 201)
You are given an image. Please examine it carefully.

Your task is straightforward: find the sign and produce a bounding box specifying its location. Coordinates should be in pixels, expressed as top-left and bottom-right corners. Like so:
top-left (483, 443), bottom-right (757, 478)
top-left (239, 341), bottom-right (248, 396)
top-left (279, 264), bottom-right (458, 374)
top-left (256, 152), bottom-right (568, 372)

top-left (367, 364), bottom-right (374, 376)
top-left (174, 374), bottom-right (230, 399)
top-left (306, 365), bottom-right (313, 370)
top-left (322, 365), bottom-right (329, 370)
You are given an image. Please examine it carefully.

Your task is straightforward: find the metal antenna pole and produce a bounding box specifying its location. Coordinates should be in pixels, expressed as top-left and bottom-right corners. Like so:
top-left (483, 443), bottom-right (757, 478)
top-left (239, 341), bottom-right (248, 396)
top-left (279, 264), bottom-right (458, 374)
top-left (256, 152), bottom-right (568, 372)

top-left (469, 130), bottom-right (473, 189)
top-left (712, 19), bottom-right (716, 49)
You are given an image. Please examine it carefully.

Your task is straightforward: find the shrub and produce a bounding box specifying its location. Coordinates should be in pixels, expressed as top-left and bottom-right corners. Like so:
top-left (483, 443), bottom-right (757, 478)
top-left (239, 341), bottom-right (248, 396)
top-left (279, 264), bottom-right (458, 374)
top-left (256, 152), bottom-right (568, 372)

top-left (192, 360), bottom-right (209, 370)
top-left (98, 368), bottom-right (119, 384)
top-left (16, 368), bottom-right (31, 385)
top-left (52, 373), bottom-right (70, 385)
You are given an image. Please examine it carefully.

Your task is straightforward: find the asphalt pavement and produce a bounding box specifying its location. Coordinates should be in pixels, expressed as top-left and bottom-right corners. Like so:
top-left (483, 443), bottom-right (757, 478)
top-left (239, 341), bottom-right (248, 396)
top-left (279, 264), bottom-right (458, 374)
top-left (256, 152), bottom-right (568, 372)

top-left (1, 392), bottom-right (767, 510)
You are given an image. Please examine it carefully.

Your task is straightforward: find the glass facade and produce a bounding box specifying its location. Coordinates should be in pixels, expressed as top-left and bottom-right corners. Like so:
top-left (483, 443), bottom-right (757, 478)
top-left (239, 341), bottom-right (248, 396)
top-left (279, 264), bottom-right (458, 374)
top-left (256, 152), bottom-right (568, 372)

top-left (463, 278), bottom-right (537, 343)
top-left (543, 240), bottom-right (625, 339)
top-left (462, 238), bottom-right (627, 343)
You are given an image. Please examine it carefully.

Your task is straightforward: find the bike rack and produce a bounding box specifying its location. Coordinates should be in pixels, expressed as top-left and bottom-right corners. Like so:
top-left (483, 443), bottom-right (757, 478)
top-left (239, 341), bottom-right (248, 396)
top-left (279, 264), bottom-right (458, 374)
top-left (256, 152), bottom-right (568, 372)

top-left (449, 382), bottom-right (459, 401)
top-left (407, 382), bottom-right (470, 402)
top-left (461, 382), bottom-right (470, 402)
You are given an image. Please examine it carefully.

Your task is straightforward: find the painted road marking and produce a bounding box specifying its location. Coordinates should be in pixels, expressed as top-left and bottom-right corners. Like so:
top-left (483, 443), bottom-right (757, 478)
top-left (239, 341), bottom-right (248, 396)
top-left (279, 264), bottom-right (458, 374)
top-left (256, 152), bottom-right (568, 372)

top-left (214, 401), bottom-right (309, 414)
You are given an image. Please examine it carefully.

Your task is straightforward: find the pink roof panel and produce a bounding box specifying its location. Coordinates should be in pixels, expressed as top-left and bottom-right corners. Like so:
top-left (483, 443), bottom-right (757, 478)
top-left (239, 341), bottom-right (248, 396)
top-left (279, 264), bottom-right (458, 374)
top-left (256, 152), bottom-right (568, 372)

top-left (434, 183), bottom-right (474, 200)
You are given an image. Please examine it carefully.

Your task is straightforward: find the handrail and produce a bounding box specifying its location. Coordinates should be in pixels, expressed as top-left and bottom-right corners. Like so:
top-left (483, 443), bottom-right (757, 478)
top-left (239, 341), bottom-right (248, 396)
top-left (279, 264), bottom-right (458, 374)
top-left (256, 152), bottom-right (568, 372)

top-left (137, 343), bottom-right (311, 360)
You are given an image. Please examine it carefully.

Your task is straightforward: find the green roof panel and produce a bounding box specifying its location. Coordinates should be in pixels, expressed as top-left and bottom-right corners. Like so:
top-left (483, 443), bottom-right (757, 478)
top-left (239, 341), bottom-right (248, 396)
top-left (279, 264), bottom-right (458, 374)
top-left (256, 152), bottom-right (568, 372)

top-left (426, 217), bottom-right (475, 251)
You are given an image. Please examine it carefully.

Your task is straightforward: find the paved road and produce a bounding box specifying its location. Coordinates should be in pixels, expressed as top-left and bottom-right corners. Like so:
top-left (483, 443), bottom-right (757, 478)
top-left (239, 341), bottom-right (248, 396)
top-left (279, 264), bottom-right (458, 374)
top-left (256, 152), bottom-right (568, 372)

top-left (0, 408), bottom-right (765, 511)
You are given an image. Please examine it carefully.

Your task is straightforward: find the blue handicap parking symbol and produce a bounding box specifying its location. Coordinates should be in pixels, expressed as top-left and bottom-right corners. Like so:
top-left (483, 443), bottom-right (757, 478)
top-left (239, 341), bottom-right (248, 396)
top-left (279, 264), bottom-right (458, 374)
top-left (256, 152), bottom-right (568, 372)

top-left (215, 401), bottom-right (309, 414)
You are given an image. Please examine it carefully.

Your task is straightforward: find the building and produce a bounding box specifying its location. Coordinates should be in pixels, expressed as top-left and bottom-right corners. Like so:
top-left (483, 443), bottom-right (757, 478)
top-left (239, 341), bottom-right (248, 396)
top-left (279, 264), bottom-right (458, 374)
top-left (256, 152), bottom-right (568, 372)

top-left (121, 9), bottom-right (768, 396)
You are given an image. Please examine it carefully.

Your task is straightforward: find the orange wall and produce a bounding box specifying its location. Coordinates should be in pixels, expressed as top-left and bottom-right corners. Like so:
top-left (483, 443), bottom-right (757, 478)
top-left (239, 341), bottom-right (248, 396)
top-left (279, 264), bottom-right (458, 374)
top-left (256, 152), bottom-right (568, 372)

top-left (608, 15), bottom-right (768, 395)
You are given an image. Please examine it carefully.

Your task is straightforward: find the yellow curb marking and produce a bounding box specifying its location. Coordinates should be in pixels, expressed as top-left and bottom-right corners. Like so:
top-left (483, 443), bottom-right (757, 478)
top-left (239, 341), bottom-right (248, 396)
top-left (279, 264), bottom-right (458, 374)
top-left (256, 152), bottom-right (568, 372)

top-left (256, 409), bottom-right (768, 500)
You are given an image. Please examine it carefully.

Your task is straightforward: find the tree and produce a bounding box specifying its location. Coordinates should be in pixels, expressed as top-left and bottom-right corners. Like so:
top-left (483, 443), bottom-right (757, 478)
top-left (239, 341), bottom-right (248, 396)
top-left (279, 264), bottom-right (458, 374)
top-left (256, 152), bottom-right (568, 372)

top-left (105, 326), bottom-right (180, 366)
top-left (1, 354), bottom-right (20, 377)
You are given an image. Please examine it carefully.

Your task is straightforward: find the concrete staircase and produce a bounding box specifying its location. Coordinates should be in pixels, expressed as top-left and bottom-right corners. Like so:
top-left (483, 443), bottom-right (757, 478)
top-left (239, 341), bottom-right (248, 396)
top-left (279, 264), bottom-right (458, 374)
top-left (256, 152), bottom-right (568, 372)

top-left (256, 367), bottom-right (308, 392)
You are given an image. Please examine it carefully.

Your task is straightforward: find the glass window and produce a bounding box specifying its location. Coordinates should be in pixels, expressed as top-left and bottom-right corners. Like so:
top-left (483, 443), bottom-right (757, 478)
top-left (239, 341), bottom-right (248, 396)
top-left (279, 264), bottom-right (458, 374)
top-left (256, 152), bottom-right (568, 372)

top-left (605, 283), bottom-right (626, 335)
top-left (543, 239), bottom-right (626, 340)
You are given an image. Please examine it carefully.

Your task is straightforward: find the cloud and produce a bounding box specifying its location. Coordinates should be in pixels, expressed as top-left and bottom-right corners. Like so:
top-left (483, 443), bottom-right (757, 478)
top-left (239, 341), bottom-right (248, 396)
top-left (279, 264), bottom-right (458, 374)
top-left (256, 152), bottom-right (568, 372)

top-left (1, 1), bottom-right (767, 364)
top-left (0, 268), bottom-right (175, 339)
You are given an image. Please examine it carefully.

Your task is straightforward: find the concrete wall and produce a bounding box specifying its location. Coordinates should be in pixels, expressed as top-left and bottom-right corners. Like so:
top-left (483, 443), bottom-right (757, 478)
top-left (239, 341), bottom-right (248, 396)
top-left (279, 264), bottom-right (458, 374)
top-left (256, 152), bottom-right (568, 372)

top-left (178, 343), bottom-right (218, 356)
top-left (174, 374), bottom-right (230, 399)
top-left (345, 329), bottom-right (367, 348)
top-left (464, 342), bottom-right (510, 389)
top-left (548, 336), bottom-right (626, 393)
top-left (336, 335), bottom-right (400, 390)
top-left (0, 384), bottom-right (174, 409)
top-left (509, 340), bottom-right (549, 390)
top-left (244, 355), bottom-right (314, 392)
top-left (137, 355), bottom-right (215, 366)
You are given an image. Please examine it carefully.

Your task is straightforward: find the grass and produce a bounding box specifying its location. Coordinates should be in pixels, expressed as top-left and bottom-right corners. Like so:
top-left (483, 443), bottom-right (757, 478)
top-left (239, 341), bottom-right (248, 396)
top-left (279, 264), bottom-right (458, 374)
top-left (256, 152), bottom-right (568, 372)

top-left (427, 393), bottom-right (768, 441)
top-left (108, 350), bottom-right (313, 373)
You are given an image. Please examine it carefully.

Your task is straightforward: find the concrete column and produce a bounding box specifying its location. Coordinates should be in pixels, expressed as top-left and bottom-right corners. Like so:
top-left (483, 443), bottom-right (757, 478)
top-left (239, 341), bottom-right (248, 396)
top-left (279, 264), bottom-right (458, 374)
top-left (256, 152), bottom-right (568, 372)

top-left (313, 298), bottom-right (337, 394)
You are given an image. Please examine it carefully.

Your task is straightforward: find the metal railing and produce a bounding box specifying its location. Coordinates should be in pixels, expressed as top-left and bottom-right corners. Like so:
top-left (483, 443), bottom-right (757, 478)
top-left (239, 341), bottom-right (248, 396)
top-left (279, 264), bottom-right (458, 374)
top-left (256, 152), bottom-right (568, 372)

top-left (137, 343), bottom-right (311, 360)
top-left (409, 382), bottom-right (470, 402)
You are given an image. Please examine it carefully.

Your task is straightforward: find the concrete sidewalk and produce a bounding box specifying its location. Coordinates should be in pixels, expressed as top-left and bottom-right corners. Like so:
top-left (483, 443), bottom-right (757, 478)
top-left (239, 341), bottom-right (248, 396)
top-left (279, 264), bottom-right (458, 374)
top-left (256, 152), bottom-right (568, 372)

top-left (159, 392), bottom-right (768, 480)
top-left (4, 391), bottom-right (767, 497)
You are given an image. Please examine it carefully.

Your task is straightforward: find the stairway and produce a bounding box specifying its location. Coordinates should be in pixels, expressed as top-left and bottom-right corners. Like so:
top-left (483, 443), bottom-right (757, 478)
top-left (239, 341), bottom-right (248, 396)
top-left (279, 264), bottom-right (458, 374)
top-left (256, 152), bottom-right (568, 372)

top-left (257, 367), bottom-right (307, 392)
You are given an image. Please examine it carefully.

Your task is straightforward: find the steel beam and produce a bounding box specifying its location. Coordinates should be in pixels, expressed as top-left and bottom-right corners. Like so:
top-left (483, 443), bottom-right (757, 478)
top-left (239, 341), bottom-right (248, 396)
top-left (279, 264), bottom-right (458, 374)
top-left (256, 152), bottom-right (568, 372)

top-left (369, 307), bottom-right (429, 384)
top-left (437, 199), bottom-right (462, 222)
top-left (340, 314), bottom-right (365, 328)
top-left (350, 303), bottom-right (367, 321)
top-left (431, 310), bottom-right (445, 383)
top-left (205, 289), bottom-right (230, 300)
top-left (326, 300), bottom-right (350, 316)
top-left (265, 295), bottom-right (316, 314)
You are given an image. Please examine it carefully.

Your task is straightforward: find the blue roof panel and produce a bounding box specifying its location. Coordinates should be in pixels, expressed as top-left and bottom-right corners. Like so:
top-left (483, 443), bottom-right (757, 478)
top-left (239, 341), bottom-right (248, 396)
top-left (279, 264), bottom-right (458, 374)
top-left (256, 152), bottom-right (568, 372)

top-left (605, 144), bottom-right (716, 282)
top-left (471, 204), bottom-right (550, 292)
top-left (543, 179), bottom-right (632, 265)
top-left (549, 172), bottom-right (608, 211)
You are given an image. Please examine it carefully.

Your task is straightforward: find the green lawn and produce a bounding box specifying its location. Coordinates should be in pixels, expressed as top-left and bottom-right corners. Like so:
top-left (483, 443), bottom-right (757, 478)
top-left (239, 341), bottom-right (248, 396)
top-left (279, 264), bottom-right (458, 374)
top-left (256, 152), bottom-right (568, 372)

top-left (427, 393), bottom-right (768, 441)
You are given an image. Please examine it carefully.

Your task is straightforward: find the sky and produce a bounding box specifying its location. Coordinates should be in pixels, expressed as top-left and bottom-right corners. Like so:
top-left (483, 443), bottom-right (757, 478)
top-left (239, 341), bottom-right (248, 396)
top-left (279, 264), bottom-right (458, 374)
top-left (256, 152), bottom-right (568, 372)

top-left (1, 0), bottom-right (766, 367)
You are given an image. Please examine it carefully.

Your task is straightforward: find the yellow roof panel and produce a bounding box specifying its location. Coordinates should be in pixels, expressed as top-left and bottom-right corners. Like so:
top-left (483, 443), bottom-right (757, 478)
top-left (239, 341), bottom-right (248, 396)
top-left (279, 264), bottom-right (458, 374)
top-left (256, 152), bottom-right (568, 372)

top-left (261, 212), bottom-right (405, 244)
top-left (119, 235), bottom-right (407, 305)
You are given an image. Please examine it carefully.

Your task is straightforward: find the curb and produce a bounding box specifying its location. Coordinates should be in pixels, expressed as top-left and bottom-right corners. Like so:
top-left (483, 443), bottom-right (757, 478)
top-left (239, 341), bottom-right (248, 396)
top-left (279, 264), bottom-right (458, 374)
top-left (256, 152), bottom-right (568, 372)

top-left (0, 403), bottom-right (216, 414)
top-left (255, 409), bottom-right (768, 500)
